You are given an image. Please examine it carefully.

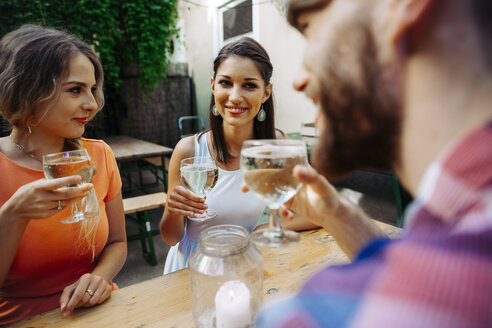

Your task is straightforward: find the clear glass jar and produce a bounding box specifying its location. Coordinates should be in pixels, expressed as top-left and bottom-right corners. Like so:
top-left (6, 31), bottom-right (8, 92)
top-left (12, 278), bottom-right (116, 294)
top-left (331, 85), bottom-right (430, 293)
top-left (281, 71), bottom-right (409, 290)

top-left (189, 224), bottom-right (263, 328)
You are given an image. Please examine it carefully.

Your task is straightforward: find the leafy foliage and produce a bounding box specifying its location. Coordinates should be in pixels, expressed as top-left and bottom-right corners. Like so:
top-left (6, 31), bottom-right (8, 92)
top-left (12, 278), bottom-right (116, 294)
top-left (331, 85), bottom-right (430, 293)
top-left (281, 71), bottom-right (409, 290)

top-left (0, 0), bottom-right (179, 92)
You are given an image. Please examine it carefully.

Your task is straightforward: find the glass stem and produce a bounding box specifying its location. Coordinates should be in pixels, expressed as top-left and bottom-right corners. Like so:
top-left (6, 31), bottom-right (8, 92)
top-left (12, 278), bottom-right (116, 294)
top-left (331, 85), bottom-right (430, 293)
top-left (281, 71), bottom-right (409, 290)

top-left (269, 209), bottom-right (282, 232)
top-left (72, 201), bottom-right (81, 216)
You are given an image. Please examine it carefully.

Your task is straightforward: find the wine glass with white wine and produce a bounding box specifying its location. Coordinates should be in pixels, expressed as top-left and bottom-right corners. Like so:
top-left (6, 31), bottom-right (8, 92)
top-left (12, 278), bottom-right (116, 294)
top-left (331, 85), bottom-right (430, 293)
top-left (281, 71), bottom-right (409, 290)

top-left (240, 139), bottom-right (308, 247)
top-left (180, 156), bottom-right (218, 221)
top-left (43, 149), bottom-right (99, 224)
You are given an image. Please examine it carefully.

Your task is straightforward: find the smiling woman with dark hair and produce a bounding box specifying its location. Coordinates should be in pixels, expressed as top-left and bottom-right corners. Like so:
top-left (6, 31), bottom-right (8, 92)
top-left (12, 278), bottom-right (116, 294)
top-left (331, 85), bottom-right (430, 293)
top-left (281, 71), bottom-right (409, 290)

top-left (160, 37), bottom-right (316, 274)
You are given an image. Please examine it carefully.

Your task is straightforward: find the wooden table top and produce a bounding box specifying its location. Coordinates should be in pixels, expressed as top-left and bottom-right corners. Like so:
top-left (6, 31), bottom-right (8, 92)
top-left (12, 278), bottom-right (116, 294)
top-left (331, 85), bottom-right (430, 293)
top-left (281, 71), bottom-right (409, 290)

top-left (13, 222), bottom-right (401, 328)
top-left (102, 135), bottom-right (173, 162)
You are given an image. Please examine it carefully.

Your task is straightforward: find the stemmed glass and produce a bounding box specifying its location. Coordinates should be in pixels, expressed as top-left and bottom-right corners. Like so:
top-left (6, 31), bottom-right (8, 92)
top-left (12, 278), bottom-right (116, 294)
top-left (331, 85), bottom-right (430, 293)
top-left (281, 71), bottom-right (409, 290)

top-left (180, 156), bottom-right (218, 221)
top-left (43, 149), bottom-right (99, 224)
top-left (240, 139), bottom-right (308, 247)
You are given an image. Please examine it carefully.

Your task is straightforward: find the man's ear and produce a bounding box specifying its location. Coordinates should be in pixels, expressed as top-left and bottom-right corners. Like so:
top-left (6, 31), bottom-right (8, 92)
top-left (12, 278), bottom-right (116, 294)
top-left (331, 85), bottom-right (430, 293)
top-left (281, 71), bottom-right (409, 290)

top-left (385, 0), bottom-right (435, 45)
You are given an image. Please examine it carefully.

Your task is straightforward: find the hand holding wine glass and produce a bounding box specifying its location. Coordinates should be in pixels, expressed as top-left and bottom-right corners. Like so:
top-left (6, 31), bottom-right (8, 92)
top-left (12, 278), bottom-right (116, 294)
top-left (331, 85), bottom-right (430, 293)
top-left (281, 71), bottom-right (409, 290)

top-left (240, 139), bottom-right (308, 247)
top-left (275, 165), bottom-right (343, 226)
top-left (2, 176), bottom-right (92, 221)
top-left (179, 156), bottom-right (218, 221)
top-left (43, 149), bottom-right (99, 224)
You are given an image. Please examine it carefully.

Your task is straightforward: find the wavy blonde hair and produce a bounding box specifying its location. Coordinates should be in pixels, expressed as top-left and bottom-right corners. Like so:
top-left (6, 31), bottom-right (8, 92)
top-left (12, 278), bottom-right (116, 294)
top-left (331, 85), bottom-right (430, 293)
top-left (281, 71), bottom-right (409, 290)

top-left (0, 24), bottom-right (105, 256)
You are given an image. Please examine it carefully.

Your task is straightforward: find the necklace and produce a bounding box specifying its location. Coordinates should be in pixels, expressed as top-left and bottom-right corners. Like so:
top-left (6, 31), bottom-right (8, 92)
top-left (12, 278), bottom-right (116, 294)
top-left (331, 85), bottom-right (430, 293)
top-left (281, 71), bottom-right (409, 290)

top-left (9, 135), bottom-right (42, 163)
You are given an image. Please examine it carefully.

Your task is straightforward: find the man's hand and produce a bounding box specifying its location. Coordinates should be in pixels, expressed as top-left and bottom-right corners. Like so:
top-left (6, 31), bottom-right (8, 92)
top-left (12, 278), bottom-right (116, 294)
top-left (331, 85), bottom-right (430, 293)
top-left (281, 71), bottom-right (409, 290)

top-left (242, 165), bottom-right (341, 228)
top-left (243, 164), bottom-right (384, 258)
top-left (278, 165), bottom-right (341, 228)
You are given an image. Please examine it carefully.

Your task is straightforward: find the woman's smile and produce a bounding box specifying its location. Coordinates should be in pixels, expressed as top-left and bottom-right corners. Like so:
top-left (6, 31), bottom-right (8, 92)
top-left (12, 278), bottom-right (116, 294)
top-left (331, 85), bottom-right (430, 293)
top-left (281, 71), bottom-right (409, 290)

top-left (226, 106), bottom-right (248, 114)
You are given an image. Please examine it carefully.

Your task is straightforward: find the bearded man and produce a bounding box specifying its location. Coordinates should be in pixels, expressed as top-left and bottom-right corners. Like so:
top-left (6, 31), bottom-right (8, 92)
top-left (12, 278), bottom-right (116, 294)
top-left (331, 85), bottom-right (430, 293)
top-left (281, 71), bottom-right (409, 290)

top-left (256, 0), bottom-right (492, 326)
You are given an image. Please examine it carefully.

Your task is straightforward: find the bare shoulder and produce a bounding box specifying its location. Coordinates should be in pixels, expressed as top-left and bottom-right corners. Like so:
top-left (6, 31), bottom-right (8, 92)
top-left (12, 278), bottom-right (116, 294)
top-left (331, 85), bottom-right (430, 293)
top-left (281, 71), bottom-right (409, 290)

top-left (167, 136), bottom-right (195, 189)
top-left (170, 136), bottom-right (195, 163)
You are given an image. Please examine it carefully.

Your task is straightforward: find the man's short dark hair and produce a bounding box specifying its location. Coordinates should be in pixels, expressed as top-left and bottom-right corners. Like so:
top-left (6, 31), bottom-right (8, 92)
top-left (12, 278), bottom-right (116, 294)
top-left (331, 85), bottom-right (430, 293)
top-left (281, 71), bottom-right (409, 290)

top-left (288, 0), bottom-right (492, 67)
top-left (287, 0), bottom-right (329, 31)
top-left (472, 0), bottom-right (492, 68)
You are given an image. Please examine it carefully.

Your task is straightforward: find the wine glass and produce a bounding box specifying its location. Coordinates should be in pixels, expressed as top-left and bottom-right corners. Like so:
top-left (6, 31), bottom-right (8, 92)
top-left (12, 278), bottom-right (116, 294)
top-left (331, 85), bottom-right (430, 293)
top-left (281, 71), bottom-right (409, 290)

top-left (240, 139), bottom-right (308, 247)
top-left (43, 149), bottom-right (99, 224)
top-left (180, 156), bottom-right (218, 221)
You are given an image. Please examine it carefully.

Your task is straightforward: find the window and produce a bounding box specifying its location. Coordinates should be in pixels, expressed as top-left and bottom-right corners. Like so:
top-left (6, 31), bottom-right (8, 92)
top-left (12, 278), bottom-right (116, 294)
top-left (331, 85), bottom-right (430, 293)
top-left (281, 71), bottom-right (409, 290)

top-left (222, 0), bottom-right (252, 40)
top-left (217, 0), bottom-right (258, 51)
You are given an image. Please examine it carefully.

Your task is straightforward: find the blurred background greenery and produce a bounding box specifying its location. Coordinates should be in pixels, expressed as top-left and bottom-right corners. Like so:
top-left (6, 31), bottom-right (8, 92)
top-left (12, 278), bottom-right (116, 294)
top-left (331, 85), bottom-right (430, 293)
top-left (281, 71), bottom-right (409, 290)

top-left (0, 0), bottom-right (183, 142)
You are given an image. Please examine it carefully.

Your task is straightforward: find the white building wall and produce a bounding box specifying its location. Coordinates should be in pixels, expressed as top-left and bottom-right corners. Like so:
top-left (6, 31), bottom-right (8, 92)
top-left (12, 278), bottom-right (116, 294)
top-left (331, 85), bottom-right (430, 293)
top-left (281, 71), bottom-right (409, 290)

top-left (176, 0), bottom-right (317, 133)
top-left (257, 2), bottom-right (317, 133)
top-left (176, 0), bottom-right (216, 122)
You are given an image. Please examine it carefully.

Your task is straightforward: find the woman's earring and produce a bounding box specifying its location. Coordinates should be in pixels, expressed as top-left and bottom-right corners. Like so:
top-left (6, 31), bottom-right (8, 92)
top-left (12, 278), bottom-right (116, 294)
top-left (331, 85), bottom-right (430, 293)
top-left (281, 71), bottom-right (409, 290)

top-left (257, 105), bottom-right (266, 122)
top-left (28, 125), bottom-right (32, 134)
top-left (212, 105), bottom-right (220, 116)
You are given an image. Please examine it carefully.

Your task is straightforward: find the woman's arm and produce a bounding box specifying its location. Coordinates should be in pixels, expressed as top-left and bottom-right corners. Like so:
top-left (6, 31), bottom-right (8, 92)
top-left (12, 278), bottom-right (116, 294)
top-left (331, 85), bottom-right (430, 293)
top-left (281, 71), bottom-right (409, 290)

top-left (0, 209), bottom-right (29, 287)
top-left (59, 191), bottom-right (127, 316)
top-left (160, 136), bottom-right (207, 246)
top-left (0, 176), bottom-right (92, 287)
top-left (90, 191), bottom-right (127, 281)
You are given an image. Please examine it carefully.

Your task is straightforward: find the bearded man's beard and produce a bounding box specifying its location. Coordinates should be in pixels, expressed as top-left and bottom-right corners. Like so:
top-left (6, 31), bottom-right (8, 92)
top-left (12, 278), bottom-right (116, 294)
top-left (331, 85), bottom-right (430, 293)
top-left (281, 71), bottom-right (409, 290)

top-left (311, 23), bottom-right (402, 181)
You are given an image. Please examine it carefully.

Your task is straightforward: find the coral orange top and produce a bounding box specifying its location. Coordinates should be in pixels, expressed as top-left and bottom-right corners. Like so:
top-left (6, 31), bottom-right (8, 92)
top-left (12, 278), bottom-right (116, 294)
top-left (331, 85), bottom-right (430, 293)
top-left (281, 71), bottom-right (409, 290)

top-left (0, 139), bottom-right (122, 325)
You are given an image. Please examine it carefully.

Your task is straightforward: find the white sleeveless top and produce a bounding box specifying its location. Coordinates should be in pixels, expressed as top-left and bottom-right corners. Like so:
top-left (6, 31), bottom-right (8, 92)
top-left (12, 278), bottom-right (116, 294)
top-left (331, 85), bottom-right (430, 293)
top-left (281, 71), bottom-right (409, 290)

top-left (163, 133), bottom-right (266, 274)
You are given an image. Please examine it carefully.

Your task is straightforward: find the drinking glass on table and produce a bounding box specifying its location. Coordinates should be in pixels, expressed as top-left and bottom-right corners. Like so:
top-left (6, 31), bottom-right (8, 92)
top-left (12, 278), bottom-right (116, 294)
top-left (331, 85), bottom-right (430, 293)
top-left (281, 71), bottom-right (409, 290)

top-left (180, 156), bottom-right (218, 221)
top-left (240, 139), bottom-right (308, 247)
top-left (43, 149), bottom-right (99, 224)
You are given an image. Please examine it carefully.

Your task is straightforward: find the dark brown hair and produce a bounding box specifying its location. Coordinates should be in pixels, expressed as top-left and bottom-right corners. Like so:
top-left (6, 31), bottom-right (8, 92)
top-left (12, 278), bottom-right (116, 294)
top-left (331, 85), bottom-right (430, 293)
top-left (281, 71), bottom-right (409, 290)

top-left (204, 37), bottom-right (275, 164)
top-left (289, 0), bottom-right (492, 67)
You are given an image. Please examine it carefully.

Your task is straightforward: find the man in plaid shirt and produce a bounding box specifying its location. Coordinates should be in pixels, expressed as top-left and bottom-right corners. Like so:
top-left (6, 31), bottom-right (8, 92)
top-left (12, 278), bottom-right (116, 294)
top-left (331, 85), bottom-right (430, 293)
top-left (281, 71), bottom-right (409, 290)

top-left (256, 0), bottom-right (492, 327)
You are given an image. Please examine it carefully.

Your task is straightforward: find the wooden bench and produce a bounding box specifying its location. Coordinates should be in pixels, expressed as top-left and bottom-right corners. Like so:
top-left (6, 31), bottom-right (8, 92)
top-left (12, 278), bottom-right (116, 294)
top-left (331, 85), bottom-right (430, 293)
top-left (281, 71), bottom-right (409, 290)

top-left (123, 192), bottom-right (167, 265)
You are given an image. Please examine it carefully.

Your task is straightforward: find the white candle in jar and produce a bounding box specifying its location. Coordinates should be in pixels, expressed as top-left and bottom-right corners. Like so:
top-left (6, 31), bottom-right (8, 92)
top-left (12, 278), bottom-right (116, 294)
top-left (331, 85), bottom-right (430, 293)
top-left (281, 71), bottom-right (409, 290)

top-left (215, 280), bottom-right (252, 328)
